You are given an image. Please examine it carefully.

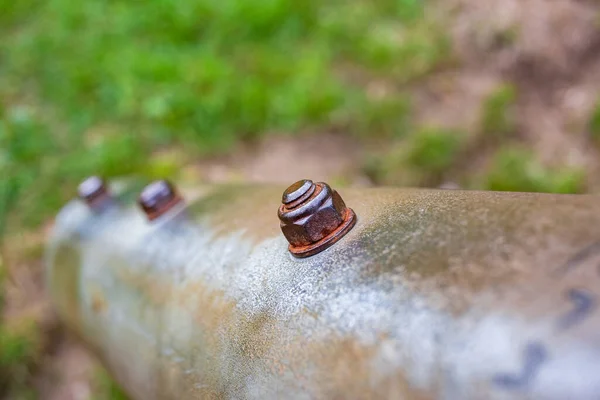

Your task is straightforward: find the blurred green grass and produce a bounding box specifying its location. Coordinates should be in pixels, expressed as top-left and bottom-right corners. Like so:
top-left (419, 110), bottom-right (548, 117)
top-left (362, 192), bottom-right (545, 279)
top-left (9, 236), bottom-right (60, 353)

top-left (0, 0), bottom-right (590, 397)
top-left (482, 146), bottom-right (586, 194)
top-left (0, 0), bottom-right (449, 236)
top-left (480, 84), bottom-right (517, 139)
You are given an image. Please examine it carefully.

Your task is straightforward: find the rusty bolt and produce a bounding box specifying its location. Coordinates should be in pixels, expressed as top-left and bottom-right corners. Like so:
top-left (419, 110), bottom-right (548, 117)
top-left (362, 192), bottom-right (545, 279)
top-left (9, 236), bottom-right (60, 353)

top-left (138, 180), bottom-right (183, 221)
top-left (278, 179), bottom-right (357, 258)
top-left (78, 176), bottom-right (111, 210)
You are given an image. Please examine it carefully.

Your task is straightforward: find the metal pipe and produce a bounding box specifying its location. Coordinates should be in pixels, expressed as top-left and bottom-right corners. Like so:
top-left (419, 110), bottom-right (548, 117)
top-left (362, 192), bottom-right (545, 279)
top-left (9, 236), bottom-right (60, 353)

top-left (46, 183), bottom-right (600, 399)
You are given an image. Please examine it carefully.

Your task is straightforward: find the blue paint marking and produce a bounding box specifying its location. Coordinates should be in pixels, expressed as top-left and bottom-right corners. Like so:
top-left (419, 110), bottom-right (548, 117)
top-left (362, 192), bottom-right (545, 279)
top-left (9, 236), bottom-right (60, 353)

top-left (557, 288), bottom-right (595, 331)
top-left (493, 342), bottom-right (547, 390)
top-left (555, 242), bottom-right (600, 275)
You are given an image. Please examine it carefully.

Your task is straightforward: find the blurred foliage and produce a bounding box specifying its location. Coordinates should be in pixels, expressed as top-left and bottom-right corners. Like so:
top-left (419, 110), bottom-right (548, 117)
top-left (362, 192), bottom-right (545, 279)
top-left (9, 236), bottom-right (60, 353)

top-left (0, 321), bottom-right (40, 399)
top-left (365, 127), bottom-right (465, 186)
top-left (0, 256), bottom-right (39, 399)
top-left (589, 99), bottom-right (600, 141)
top-left (0, 0), bottom-right (448, 235)
top-left (480, 84), bottom-right (517, 138)
top-left (92, 367), bottom-right (129, 400)
top-left (482, 147), bottom-right (586, 194)
top-left (354, 94), bottom-right (413, 139)
top-left (406, 127), bottom-right (464, 174)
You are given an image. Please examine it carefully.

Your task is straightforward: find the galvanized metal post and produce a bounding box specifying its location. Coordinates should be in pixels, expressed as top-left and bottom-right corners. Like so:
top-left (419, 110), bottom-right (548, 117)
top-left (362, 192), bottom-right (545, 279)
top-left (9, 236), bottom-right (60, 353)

top-left (47, 183), bottom-right (600, 399)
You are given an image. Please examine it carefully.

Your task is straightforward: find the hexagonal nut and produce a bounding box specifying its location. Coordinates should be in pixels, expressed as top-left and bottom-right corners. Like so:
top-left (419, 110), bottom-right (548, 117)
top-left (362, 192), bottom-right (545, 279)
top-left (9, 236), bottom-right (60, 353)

top-left (303, 191), bottom-right (346, 243)
top-left (279, 183), bottom-right (348, 248)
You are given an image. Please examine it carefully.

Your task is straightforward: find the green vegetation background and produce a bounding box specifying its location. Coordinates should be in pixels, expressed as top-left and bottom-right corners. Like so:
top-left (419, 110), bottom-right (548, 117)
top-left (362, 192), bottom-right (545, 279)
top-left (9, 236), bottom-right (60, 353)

top-left (0, 0), bottom-right (592, 397)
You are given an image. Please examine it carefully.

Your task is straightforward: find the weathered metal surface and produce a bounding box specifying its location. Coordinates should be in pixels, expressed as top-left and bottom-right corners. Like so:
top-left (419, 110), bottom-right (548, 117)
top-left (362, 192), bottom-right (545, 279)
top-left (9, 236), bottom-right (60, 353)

top-left (46, 184), bottom-right (600, 399)
top-left (278, 180), bottom-right (357, 257)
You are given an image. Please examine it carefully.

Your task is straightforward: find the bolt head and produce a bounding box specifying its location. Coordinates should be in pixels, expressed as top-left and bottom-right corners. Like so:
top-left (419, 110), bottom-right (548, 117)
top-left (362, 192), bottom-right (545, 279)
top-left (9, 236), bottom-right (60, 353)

top-left (78, 176), bottom-right (108, 207)
top-left (303, 190), bottom-right (347, 242)
top-left (282, 179), bottom-right (315, 205)
top-left (138, 180), bottom-right (182, 221)
top-left (279, 182), bottom-right (348, 247)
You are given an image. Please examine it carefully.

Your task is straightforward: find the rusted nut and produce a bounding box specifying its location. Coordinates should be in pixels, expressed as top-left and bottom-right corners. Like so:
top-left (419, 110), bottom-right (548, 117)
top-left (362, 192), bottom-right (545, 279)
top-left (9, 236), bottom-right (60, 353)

top-left (78, 176), bottom-right (111, 210)
top-left (278, 179), bottom-right (357, 258)
top-left (138, 180), bottom-right (183, 221)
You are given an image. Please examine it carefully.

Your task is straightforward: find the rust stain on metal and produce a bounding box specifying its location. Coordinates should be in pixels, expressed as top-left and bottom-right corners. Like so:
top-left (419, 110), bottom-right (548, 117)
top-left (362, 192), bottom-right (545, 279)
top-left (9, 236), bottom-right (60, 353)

top-left (91, 287), bottom-right (108, 314)
top-left (278, 179), bottom-right (357, 257)
top-left (299, 337), bottom-right (433, 399)
top-left (109, 250), bottom-right (410, 398)
top-left (117, 267), bottom-right (174, 305)
top-left (116, 265), bottom-right (279, 397)
top-left (46, 244), bottom-right (84, 333)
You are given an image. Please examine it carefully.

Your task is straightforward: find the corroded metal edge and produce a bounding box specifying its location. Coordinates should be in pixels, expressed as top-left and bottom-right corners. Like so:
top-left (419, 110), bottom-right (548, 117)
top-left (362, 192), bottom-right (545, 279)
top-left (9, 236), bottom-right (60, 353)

top-left (289, 207), bottom-right (357, 258)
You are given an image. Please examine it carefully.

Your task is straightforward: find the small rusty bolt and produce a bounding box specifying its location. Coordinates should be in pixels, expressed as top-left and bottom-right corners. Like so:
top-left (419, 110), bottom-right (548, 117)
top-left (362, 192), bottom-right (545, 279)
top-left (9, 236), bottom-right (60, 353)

top-left (138, 180), bottom-right (183, 221)
top-left (78, 176), bottom-right (111, 210)
top-left (278, 179), bottom-right (357, 258)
